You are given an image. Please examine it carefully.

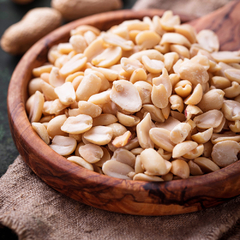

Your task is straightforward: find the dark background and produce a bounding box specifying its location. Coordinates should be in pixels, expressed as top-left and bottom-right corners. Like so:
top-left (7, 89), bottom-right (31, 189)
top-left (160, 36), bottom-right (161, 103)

top-left (0, 0), bottom-right (136, 239)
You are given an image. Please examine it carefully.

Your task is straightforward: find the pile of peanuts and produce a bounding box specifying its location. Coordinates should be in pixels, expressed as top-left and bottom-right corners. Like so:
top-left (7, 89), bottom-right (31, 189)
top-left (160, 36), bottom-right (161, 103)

top-left (27, 11), bottom-right (240, 182)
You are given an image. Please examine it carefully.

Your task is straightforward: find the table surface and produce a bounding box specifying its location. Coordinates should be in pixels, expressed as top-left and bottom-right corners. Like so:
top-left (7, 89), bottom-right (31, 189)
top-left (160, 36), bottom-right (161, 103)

top-left (0, 0), bottom-right (136, 238)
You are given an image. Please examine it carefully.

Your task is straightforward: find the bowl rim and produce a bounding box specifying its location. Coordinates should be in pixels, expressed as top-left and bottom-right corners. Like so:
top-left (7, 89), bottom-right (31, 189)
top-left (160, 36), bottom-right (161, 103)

top-left (7, 8), bottom-right (240, 215)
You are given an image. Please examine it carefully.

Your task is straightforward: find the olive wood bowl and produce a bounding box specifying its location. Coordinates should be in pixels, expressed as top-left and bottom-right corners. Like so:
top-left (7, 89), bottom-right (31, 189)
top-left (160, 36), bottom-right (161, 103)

top-left (7, 1), bottom-right (240, 216)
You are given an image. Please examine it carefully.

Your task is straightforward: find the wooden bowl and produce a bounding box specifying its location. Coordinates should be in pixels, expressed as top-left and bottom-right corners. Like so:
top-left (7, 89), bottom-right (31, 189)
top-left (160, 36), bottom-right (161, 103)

top-left (7, 2), bottom-right (240, 216)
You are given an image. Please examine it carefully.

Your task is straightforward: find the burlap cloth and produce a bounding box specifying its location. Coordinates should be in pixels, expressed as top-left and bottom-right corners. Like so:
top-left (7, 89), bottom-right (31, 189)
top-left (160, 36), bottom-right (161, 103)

top-left (1, 0), bottom-right (239, 239)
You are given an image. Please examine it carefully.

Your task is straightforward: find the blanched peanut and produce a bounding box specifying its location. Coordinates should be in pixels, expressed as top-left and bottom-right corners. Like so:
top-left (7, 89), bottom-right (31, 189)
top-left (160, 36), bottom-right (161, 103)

top-left (154, 43), bottom-right (170, 54)
top-left (88, 89), bottom-right (111, 106)
top-left (229, 120), bottom-right (240, 132)
top-left (174, 24), bottom-right (197, 44)
top-left (76, 73), bottom-right (101, 101)
top-left (41, 81), bottom-right (58, 101)
top-left (107, 123), bottom-right (127, 138)
top-left (183, 144), bottom-right (204, 159)
top-left (142, 55), bottom-right (164, 73)
top-left (28, 78), bottom-right (43, 96)
top-left (78, 101), bottom-right (102, 118)
top-left (224, 68), bottom-right (240, 83)
top-left (224, 81), bottom-right (240, 98)
top-left (60, 54), bottom-right (87, 78)
top-left (211, 51), bottom-right (240, 63)
top-left (162, 104), bottom-right (171, 120)
top-left (120, 19), bottom-right (149, 31)
top-left (57, 43), bottom-right (73, 54)
top-left (117, 111), bottom-right (140, 127)
top-left (155, 116), bottom-right (180, 131)
top-left (193, 109), bottom-right (223, 129)
top-left (70, 35), bottom-right (87, 53)
top-left (161, 172), bottom-right (173, 181)
top-left (196, 30), bottom-right (219, 52)
top-left (210, 76), bottom-right (231, 89)
top-left (112, 131), bottom-right (132, 148)
top-left (134, 81), bottom-right (152, 104)
top-left (67, 156), bottom-right (94, 171)
top-left (43, 99), bottom-right (67, 115)
top-left (157, 148), bottom-right (171, 161)
top-left (102, 32), bottom-right (134, 51)
top-left (65, 71), bottom-right (84, 84)
top-left (211, 140), bottom-right (240, 167)
top-left (160, 33), bottom-right (191, 48)
top-left (134, 155), bottom-right (144, 174)
top-left (47, 114), bottom-right (67, 138)
top-left (32, 65), bottom-right (53, 78)
top-left (142, 104), bottom-right (165, 122)
top-left (70, 25), bottom-right (100, 36)
top-left (129, 49), bottom-right (164, 61)
top-left (136, 30), bottom-right (161, 49)
top-left (130, 68), bottom-right (147, 84)
top-left (160, 10), bottom-right (180, 31)
top-left (171, 159), bottom-right (190, 179)
top-left (83, 38), bottom-right (105, 62)
top-left (197, 89), bottom-right (224, 112)
top-left (153, 68), bottom-right (172, 93)
top-left (131, 148), bottom-right (143, 155)
top-left (95, 147), bottom-right (111, 167)
top-left (136, 113), bottom-right (154, 149)
top-left (191, 54), bottom-right (210, 70)
top-left (29, 91), bottom-right (44, 123)
top-left (193, 157), bottom-right (220, 173)
top-left (123, 137), bottom-right (139, 151)
top-left (92, 46), bottom-right (122, 67)
top-left (192, 128), bottom-right (213, 144)
top-left (170, 111), bottom-right (186, 122)
top-left (79, 143), bottom-right (103, 163)
top-left (203, 141), bottom-right (213, 158)
top-left (84, 69), bottom-right (110, 92)
top-left (110, 80), bottom-right (142, 113)
top-left (102, 160), bottom-right (133, 180)
top-left (151, 84), bottom-right (169, 109)
top-left (61, 114), bottom-right (92, 134)
top-left (188, 160), bottom-right (203, 176)
top-left (133, 173), bottom-right (164, 182)
top-left (170, 122), bottom-right (191, 144)
top-left (170, 95), bottom-right (184, 113)
top-left (172, 141), bottom-right (198, 158)
top-left (174, 80), bottom-right (192, 98)
top-left (140, 148), bottom-right (168, 176)
top-left (50, 135), bottom-right (77, 156)
top-left (179, 61), bottom-right (209, 85)
top-left (54, 82), bottom-right (76, 105)
top-left (149, 127), bottom-right (175, 152)
top-left (32, 122), bottom-right (50, 144)
top-left (184, 105), bottom-right (202, 120)
top-left (164, 52), bottom-right (179, 71)
top-left (111, 148), bottom-right (135, 167)
top-left (93, 114), bottom-right (117, 126)
top-left (184, 83), bottom-right (203, 105)
top-left (211, 132), bottom-right (240, 144)
top-left (170, 44), bottom-right (190, 59)
top-left (222, 100), bottom-right (240, 121)
top-left (91, 66), bottom-right (118, 81)
top-left (83, 126), bottom-right (113, 145)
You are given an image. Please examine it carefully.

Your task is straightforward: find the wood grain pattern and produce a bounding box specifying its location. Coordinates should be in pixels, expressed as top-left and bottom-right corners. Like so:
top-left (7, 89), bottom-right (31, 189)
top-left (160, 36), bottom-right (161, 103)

top-left (7, 1), bottom-right (240, 216)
